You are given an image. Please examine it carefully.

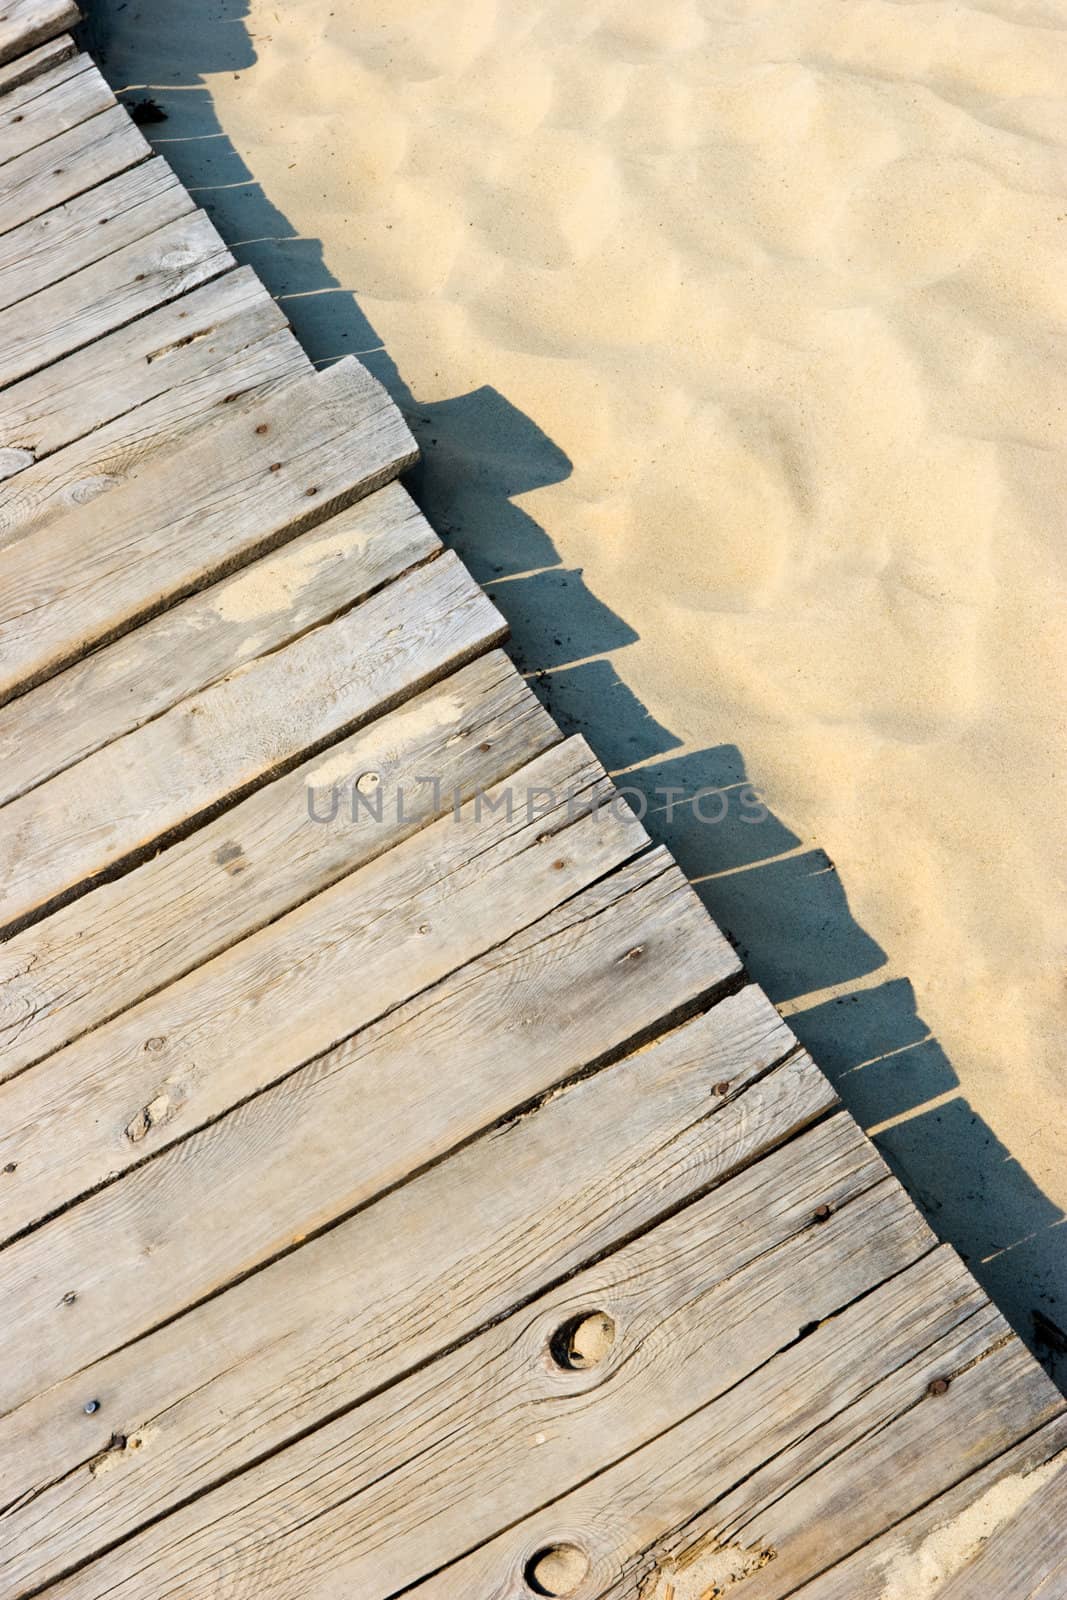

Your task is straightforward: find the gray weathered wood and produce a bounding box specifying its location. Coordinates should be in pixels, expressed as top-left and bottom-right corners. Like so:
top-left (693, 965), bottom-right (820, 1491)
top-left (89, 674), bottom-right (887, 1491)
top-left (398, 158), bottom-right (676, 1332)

top-left (37, 1151), bottom-right (935, 1600)
top-left (0, 155), bottom-right (189, 314)
top-left (0, 51), bottom-right (105, 166)
top-left (401, 1251), bottom-right (1063, 1600)
top-left (0, 481), bottom-right (430, 801)
top-left (0, 849), bottom-right (736, 1412)
top-left (0, 736), bottom-right (643, 1241)
top-left (0, 30), bottom-right (73, 94)
top-left (680, 1316), bottom-right (1064, 1599)
top-left (0, 357), bottom-right (416, 705)
top-left (0, 24), bottom-right (1056, 1594)
top-left (0, 101), bottom-right (149, 236)
top-left (0, 650), bottom-right (557, 1079)
top-left (789, 1418), bottom-right (1067, 1599)
top-left (0, 208), bottom-right (230, 389)
top-left (0, 549), bottom-right (496, 937)
top-left (598, 1279), bottom-right (1063, 1600)
top-left (0, 0), bottom-right (79, 67)
top-left (0, 990), bottom-right (829, 1593)
top-left (0, 326), bottom-right (307, 542)
top-left (931, 1461), bottom-right (1067, 1599)
top-left (0, 265), bottom-right (288, 480)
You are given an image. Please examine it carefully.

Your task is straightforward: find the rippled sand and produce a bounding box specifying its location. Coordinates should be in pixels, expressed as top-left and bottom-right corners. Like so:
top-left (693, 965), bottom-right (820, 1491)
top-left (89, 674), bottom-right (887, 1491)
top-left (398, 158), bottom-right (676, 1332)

top-left (92, 0), bottom-right (1067, 1366)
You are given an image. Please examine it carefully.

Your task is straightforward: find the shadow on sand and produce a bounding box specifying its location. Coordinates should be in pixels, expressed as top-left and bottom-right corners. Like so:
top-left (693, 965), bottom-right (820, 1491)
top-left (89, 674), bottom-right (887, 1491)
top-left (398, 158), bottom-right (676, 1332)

top-left (84, 0), bottom-right (1065, 1384)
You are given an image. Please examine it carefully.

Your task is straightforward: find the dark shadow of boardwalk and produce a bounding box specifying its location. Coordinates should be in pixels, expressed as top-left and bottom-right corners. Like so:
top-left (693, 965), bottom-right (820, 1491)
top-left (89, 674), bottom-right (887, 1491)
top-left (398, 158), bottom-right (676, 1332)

top-left (83, 0), bottom-right (1066, 1386)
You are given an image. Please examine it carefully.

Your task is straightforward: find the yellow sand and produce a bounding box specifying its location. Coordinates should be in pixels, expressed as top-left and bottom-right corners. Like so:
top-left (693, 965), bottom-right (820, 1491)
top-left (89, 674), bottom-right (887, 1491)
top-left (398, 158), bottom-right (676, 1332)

top-left (94, 0), bottom-right (1067, 1358)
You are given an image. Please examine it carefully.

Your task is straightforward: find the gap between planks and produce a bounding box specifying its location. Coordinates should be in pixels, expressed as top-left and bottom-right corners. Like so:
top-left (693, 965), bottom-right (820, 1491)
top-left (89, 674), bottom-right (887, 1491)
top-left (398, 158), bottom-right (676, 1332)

top-left (0, 988), bottom-right (822, 1592)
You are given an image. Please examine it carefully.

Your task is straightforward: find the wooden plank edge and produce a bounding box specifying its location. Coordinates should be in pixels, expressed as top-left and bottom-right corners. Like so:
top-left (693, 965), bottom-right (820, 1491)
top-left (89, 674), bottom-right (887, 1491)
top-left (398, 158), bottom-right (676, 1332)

top-left (0, 990), bottom-right (820, 1589)
top-left (0, 5), bottom-right (80, 72)
top-left (0, 651), bottom-right (560, 1081)
top-left (0, 32), bottom-right (76, 95)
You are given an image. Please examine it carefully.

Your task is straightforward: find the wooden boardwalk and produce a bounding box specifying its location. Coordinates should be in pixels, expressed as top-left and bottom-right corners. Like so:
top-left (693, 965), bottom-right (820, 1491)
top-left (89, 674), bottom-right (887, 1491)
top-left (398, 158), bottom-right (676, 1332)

top-left (1, 11), bottom-right (1065, 1598)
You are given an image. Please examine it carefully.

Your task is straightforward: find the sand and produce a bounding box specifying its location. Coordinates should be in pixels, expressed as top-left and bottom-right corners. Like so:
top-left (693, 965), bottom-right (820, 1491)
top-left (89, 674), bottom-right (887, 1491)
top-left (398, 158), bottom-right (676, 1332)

top-left (89, 0), bottom-right (1067, 1371)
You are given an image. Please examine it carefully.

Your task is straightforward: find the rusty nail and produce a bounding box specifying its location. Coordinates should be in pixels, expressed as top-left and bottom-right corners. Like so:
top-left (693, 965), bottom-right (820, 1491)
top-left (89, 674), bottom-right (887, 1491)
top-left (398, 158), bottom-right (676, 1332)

top-left (713, 1081), bottom-right (731, 1096)
top-left (927, 1376), bottom-right (951, 1396)
top-left (813, 1204), bottom-right (832, 1223)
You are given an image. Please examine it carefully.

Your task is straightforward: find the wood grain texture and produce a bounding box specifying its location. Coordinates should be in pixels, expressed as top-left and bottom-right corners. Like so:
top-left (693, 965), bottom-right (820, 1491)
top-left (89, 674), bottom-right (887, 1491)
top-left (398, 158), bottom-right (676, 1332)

top-left (0, 849), bottom-right (736, 1412)
top-left (0, 26), bottom-right (1056, 1595)
top-left (931, 1461), bottom-right (1067, 1598)
top-left (0, 99), bottom-right (146, 237)
top-left (0, 357), bottom-right (417, 706)
top-left (0, 0), bottom-right (79, 67)
top-left (0, 154), bottom-right (189, 313)
top-left (0, 481), bottom-right (432, 802)
top-left (38, 1144), bottom-right (935, 1600)
top-left (402, 1248), bottom-right (1057, 1600)
top-left (0, 650), bottom-right (557, 1079)
top-left (788, 1417), bottom-right (1067, 1599)
top-left (0, 990), bottom-right (828, 1593)
top-left (0, 549), bottom-right (498, 937)
top-left (677, 1313), bottom-right (1065, 1600)
top-left (0, 739), bottom-right (645, 1241)
top-left (0, 51), bottom-right (106, 166)
top-left (0, 207), bottom-right (230, 388)
top-left (0, 326), bottom-right (307, 541)
top-left (0, 265), bottom-right (288, 479)
top-left (0, 30), bottom-right (73, 94)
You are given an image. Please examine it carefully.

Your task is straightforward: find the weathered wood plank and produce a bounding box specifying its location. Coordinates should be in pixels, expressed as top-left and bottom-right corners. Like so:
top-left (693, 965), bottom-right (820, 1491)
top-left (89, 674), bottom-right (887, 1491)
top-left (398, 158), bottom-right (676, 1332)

top-left (401, 1250), bottom-right (1062, 1600)
top-left (0, 325), bottom-right (307, 541)
top-left (0, 101), bottom-right (149, 236)
top-left (0, 736), bottom-right (643, 1241)
top-left (0, 987), bottom-right (820, 1593)
top-left (0, 51), bottom-right (104, 166)
top-left (0, 480), bottom-right (429, 801)
top-left (0, 549), bottom-right (495, 937)
top-left (0, 0), bottom-right (79, 68)
top-left (674, 1317), bottom-right (1065, 1600)
top-left (0, 649), bottom-right (557, 1079)
top-left (789, 1418), bottom-right (1067, 1599)
top-left (37, 1153), bottom-right (935, 1600)
top-left (0, 154), bottom-right (187, 313)
top-left (0, 30), bottom-right (73, 94)
top-left (0, 207), bottom-right (230, 388)
top-left (0, 51), bottom-right (105, 149)
top-left (0, 265), bottom-right (288, 480)
top-left (0, 849), bottom-right (736, 1412)
top-left (0, 356), bottom-right (416, 705)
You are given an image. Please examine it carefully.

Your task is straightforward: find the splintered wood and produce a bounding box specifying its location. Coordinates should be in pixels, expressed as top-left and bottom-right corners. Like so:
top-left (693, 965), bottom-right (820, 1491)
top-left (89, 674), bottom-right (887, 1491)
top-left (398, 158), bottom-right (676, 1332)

top-left (0, 7), bottom-right (1064, 1598)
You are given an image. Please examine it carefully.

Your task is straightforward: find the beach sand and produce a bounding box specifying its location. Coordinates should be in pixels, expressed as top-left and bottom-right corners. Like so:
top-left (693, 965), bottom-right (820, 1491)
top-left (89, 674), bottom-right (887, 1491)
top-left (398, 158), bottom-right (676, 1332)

top-left (88, 0), bottom-right (1067, 1371)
